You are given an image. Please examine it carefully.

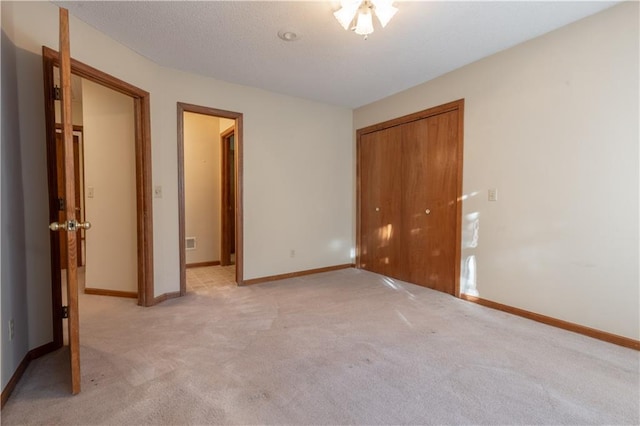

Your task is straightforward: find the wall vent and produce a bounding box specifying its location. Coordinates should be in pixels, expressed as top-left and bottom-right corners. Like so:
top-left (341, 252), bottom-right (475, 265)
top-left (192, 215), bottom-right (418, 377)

top-left (185, 237), bottom-right (197, 250)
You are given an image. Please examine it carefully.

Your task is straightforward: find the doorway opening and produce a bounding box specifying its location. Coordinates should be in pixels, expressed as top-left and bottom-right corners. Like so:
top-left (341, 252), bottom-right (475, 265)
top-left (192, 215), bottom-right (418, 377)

top-left (177, 103), bottom-right (244, 292)
top-left (43, 47), bottom-right (154, 349)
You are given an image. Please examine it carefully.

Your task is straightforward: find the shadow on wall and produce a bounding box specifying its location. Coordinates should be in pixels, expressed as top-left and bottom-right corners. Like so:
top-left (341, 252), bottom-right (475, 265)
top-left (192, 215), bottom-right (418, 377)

top-left (13, 44), bottom-right (55, 331)
top-left (1, 29), bottom-right (30, 389)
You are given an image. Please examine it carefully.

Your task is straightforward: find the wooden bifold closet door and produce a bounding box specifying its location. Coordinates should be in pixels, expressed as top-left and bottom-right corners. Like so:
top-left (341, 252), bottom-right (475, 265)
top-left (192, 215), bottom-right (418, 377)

top-left (359, 125), bottom-right (403, 279)
top-left (357, 100), bottom-right (463, 296)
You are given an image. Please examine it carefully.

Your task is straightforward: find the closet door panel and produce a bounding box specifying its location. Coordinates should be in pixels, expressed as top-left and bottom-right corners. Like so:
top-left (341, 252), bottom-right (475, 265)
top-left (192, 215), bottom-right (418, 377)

top-left (360, 126), bottom-right (403, 278)
top-left (400, 119), bottom-right (430, 285)
top-left (402, 111), bottom-right (459, 293)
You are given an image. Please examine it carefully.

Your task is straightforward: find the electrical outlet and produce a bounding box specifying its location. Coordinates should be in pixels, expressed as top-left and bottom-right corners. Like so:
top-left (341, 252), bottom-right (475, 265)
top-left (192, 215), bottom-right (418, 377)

top-left (154, 186), bottom-right (163, 198)
top-left (488, 188), bottom-right (498, 202)
top-left (290, 249), bottom-right (295, 258)
top-left (9, 319), bottom-right (14, 341)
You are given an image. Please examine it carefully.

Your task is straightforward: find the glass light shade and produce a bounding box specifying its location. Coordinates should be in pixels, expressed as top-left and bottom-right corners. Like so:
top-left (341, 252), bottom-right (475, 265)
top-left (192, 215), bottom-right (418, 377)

top-left (333, 2), bottom-right (359, 30)
top-left (354, 8), bottom-right (374, 36)
top-left (373, 3), bottom-right (398, 28)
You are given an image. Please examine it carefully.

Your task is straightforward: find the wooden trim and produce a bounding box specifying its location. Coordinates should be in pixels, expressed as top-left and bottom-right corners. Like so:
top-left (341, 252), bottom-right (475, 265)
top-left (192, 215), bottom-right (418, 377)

top-left (357, 99), bottom-right (464, 136)
top-left (454, 100), bottom-right (465, 297)
top-left (84, 288), bottom-right (138, 299)
top-left (29, 341), bottom-right (59, 360)
top-left (356, 131), bottom-right (362, 269)
top-left (355, 99), bottom-right (465, 296)
top-left (44, 50), bottom-right (148, 99)
top-left (1, 353), bottom-right (30, 409)
top-left (186, 261), bottom-right (221, 268)
top-left (177, 106), bottom-right (186, 296)
top-left (1, 341), bottom-right (57, 409)
top-left (55, 124), bottom-right (84, 132)
top-left (242, 264), bottom-right (354, 286)
top-left (177, 102), bottom-right (244, 296)
top-left (220, 126), bottom-right (235, 267)
top-left (235, 115), bottom-right (244, 286)
top-left (459, 294), bottom-right (640, 350)
top-left (42, 46), bottom-right (154, 309)
top-left (152, 291), bottom-right (182, 305)
top-left (137, 94), bottom-right (154, 307)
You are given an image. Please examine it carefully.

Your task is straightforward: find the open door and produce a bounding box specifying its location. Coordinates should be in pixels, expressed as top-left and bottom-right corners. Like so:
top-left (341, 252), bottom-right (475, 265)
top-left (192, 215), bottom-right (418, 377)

top-left (220, 127), bottom-right (235, 266)
top-left (55, 131), bottom-right (83, 269)
top-left (48, 8), bottom-right (88, 395)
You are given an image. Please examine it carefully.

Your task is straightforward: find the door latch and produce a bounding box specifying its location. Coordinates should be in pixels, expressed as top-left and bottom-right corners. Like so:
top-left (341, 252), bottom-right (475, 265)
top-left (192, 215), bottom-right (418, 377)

top-left (49, 220), bottom-right (92, 232)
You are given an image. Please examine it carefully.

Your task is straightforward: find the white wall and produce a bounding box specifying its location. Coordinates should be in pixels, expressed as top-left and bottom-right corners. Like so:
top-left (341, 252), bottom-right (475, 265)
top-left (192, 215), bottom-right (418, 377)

top-left (1, 2), bottom-right (54, 356)
top-left (82, 79), bottom-right (137, 293)
top-left (156, 69), bottom-right (354, 284)
top-left (1, 21), bottom-right (31, 390)
top-left (1, 0), bottom-right (353, 369)
top-left (184, 112), bottom-right (220, 265)
top-left (354, 2), bottom-right (639, 340)
top-left (220, 118), bottom-right (234, 134)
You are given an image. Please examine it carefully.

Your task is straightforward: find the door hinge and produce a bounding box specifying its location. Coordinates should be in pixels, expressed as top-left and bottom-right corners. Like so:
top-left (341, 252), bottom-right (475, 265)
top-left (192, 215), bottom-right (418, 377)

top-left (58, 198), bottom-right (65, 211)
top-left (53, 85), bottom-right (61, 101)
top-left (61, 306), bottom-right (69, 319)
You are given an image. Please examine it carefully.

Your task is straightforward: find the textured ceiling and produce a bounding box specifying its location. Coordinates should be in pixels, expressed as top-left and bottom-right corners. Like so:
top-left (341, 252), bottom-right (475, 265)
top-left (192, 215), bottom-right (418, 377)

top-left (55, 1), bottom-right (618, 108)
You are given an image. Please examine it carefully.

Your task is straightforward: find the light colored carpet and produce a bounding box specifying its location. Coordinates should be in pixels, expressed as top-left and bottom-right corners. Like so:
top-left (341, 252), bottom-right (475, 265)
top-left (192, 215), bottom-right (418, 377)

top-left (2, 268), bottom-right (638, 425)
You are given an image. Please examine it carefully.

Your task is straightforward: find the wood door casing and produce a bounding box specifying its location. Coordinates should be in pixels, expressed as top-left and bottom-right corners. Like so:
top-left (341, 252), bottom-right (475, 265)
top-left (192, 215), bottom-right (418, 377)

top-left (228, 134), bottom-right (235, 254)
top-left (357, 100), bottom-right (464, 296)
top-left (177, 102), bottom-right (244, 293)
top-left (43, 47), bottom-right (154, 310)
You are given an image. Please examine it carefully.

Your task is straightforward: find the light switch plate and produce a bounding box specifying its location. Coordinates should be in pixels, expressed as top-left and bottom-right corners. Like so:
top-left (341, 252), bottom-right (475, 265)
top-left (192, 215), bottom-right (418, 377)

top-left (154, 186), bottom-right (163, 198)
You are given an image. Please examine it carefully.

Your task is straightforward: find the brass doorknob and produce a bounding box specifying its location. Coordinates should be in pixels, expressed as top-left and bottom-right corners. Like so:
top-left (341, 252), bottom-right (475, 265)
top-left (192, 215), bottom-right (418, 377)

top-left (49, 222), bottom-right (67, 231)
top-left (49, 220), bottom-right (91, 231)
top-left (425, 209), bottom-right (431, 215)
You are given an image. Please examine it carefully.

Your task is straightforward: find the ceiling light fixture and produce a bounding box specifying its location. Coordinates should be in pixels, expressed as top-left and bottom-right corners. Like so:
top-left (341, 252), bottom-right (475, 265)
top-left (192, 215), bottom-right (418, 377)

top-left (333, 0), bottom-right (398, 39)
top-left (278, 30), bottom-right (300, 42)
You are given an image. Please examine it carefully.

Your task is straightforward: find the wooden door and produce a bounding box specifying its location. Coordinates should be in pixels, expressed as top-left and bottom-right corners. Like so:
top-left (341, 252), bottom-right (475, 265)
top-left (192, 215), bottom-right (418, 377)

top-left (357, 100), bottom-right (463, 296)
top-left (359, 126), bottom-right (403, 278)
top-left (401, 111), bottom-right (459, 293)
top-left (56, 7), bottom-right (82, 394)
top-left (220, 128), bottom-right (236, 266)
top-left (55, 132), bottom-right (83, 268)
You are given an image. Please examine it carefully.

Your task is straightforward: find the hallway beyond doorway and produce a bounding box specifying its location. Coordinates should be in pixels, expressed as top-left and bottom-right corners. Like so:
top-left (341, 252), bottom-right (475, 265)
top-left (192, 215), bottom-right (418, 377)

top-left (186, 265), bottom-right (235, 292)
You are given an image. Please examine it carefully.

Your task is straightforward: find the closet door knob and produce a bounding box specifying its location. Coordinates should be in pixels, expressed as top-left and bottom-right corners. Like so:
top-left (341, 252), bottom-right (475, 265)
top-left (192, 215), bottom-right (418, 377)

top-left (375, 207), bottom-right (380, 212)
top-left (425, 209), bottom-right (431, 215)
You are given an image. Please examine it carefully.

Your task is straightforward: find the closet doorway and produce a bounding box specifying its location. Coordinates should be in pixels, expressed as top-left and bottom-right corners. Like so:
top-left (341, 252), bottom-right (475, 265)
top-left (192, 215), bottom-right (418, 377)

top-left (356, 99), bottom-right (464, 296)
top-left (177, 103), bottom-right (244, 292)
